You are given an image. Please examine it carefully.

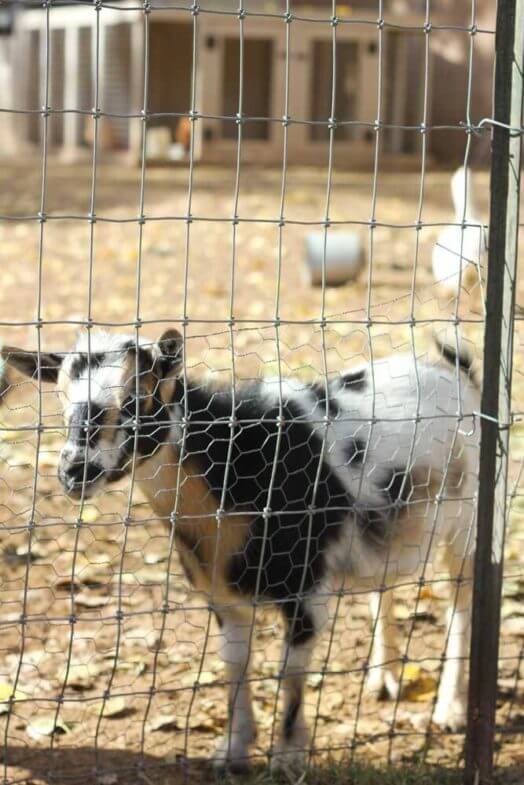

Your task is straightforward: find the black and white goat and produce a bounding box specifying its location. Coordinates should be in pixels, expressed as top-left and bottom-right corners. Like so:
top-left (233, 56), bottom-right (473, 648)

top-left (2, 330), bottom-right (479, 772)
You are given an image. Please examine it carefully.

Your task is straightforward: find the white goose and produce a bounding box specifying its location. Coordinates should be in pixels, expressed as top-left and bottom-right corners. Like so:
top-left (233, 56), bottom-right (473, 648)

top-left (432, 166), bottom-right (487, 299)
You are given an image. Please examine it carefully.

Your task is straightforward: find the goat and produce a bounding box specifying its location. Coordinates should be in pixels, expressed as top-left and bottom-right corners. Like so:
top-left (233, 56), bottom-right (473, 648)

top-left (2, 329), bottom-right (479, 773)
top-left (432, 166), bottom-right (487, 306)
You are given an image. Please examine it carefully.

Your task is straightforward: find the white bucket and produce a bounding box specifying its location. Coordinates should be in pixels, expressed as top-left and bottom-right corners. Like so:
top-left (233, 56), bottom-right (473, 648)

top-left (304, 232), bottom-right (365, 286)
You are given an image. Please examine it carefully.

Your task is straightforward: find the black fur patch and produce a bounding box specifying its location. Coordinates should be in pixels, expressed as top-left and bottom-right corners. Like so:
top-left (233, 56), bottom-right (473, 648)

top-left (340, 367), bottom-right (367, 391)
top-left (3, 347), bottom-right (62, 383)
top-left (176, 382), bottom-right (352, 605)
top-left (68, 353), bottom-right (108, 380)
top-left (121, 390), bottom-right (171, 460)
top-left (358, 509), bottom-right (389, 546)
top-left (343, 437), bottom-right (366, 467)
top-left (63, 459), bottom-right (104, 488)
top-left (433, 335), bottom-right (476, 381)
top-left (382, 468), bottom-right (413, 506)
top-left (357, 468), bottom-right (412, 547)
top-left (382, 469), bottom-right (413, 507)
top-left (310, 382), bottom-right (341, 420)
top-left (283, 694), bottom-right (302, 741)
top-left (67, 402), bottom-right (104, 448)
top-left (282, 600), bottom-right (316, 647)
top-left (127, 345), bottom-right (156, 379)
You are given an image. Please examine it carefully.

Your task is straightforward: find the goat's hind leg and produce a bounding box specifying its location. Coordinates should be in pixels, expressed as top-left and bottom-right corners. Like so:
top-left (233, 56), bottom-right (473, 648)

top-left (212, 606), bottom-right (257, 773)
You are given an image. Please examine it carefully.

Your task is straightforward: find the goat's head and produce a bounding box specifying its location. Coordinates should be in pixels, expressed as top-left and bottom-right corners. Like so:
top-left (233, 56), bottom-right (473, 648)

top-left (2, 329), bottom-right (183, 499)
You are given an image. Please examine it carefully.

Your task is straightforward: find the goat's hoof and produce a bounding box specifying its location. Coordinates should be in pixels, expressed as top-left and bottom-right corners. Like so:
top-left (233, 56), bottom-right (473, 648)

top-left (213, 759), bottom-right (250, 777)
top-left (433, 699), bottom-right (467, 731)
top-left (366, 669), bottom-right (401, 701)
top-left (213, 735), bottom-right (252, 775)
top-left (270, 743), bottom-right (308, 778)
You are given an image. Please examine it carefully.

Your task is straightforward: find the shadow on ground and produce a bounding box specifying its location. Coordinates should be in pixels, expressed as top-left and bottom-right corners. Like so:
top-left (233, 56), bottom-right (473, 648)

top-left (3, 744), bottom-right (524, 785)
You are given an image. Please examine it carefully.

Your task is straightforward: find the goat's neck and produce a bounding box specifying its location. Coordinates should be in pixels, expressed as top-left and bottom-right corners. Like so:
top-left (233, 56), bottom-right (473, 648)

top-left (135, 441), bottom-right (219, 527)
top-left (135, 443), bottom-right (180, 523)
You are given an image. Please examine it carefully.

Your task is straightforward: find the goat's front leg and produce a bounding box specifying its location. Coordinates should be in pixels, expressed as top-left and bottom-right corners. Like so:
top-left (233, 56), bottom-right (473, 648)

top-left (365, 588), bottom-right (401, 699)
top-left (271, 598), bottom-right (325, 776)
top-left (433, 549), bottom-right (473, 730)
top-left (212, 606), bottom-right (256, 773)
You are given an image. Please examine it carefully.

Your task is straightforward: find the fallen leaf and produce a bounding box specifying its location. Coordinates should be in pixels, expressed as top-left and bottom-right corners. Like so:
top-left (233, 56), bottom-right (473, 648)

top-left (403, 663), bottom-right (422, 682)
top-left (506, 541), bottom-right (522, 562)
top-left (26, 716), bottom-right (70, 740)
top-left (324, 692), bottom-right (344, 711)
top-left (167, 659), bottom-right (192, 676)
top-left (335, 722), bottom-right (355, 736)
top-left (147, 712), bottom-right (217, 734)
top-left (16, 543), bottom-right (46, 559)
top-left (504, 579), bottom-right (524, 599)
top-left (88, 697), bottom-right (129, 719)
top-left (164, 752), bottom-right (184, 766)
top-left (79, 562), bottom-right (113, 585)
top-left (86, 550), bottom-right (115, 566)
top-left (144, 552), bottom-right (167, 565)
top-left (116, 658), bottom-right (147, 677)
top-left (182, 670), bottom-right (215, 688)
top-left (502, 600), bottom-right (523, 619)
top-left (3, 544), bottom-right (45, 564)
top-left (60, 662), bottom-right (97, 690)
top-left (0, 430), bottom-right (26, 443)
top-left (126, 628), bottom-right (160, 649)
top-left (394, 602), bottom-right (410, 621)
top-left (307, 673), bottom-right (324, 689)
top-left (98, 774), bottom-right (118, 785)
top-left (147, 713), bottom-right (180, 733)
top-left (208, 657), bottom-right (224, 675)
top-left (200, 698), bottom-right (218, 713)
top-left (79, 506), bottom-right (100, 524)
top-left (188, 714), bottom-right (221, 732)
top-left (74, 592), bottom-right (110, 609)
top-left (0, 683), bottom-right (25, 714)
top-left (38, 453), bottom-right (59, 468)
top-left (503, 616), bottom-right (524, 637)
top-left (133, 566), bottom-right (168, 585)
top-left (420, 585), bottom-right (440, 601)
top-left (403, 673), bottom-right (437, 702)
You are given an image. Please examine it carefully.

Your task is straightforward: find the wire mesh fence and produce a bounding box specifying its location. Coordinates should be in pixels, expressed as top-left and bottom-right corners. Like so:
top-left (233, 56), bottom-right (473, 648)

top-left (0, 1), bottom-right (522, 784)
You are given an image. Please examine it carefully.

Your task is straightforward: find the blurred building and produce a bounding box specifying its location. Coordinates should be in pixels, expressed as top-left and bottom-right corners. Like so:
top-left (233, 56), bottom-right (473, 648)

top-left (0, 1), bottom-right (494, 167)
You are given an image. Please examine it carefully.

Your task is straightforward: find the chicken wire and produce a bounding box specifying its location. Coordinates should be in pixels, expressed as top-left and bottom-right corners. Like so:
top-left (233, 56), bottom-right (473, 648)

top-left (0, 2), bottom-right (521, 785)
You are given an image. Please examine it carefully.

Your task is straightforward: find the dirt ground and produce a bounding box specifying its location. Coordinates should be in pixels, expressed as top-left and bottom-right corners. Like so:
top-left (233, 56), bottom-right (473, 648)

top-left (0, 160), bottom-right (522, 785)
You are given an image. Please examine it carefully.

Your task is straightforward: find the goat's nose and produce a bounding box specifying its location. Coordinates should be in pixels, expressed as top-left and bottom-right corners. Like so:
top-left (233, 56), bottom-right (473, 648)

top-left (66, 462), bottom-right (88, 484)
top-left (59, 458), bottom-right (102, 490)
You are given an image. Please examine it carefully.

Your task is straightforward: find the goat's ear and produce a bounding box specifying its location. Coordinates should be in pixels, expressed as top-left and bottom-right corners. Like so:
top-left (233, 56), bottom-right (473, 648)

top-left (156, 329), bottom-right (183, 378)
top-left (1, 346), bottom-right (63, 384)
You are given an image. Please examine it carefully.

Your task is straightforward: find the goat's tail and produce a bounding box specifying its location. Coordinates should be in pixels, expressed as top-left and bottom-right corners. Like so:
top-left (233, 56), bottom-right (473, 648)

top-left (433, 331), bottom-right (481, 389)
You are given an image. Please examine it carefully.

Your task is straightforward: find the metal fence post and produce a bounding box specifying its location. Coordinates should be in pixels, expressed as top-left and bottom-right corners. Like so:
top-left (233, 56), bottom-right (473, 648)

top-left (464, 1), bottom-right (523, 784)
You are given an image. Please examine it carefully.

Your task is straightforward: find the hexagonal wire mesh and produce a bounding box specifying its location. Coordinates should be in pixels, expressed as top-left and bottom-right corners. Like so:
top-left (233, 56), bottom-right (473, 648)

top-left (0, 2), bottom-right (522, 785)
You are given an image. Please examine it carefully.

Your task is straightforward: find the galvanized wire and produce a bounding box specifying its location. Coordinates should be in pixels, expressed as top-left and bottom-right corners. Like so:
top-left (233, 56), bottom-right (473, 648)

top-left (0, 1), bottom-right (521, 783)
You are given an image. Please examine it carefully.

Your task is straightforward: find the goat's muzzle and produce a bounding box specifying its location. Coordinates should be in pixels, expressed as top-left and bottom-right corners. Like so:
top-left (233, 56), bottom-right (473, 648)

top-left (58, 453), bottom-right (105, 499)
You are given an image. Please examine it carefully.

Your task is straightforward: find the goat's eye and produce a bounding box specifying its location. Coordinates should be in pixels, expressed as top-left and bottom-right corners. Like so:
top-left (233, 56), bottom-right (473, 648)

top-left (81, 408), bottom-right (104, 439)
